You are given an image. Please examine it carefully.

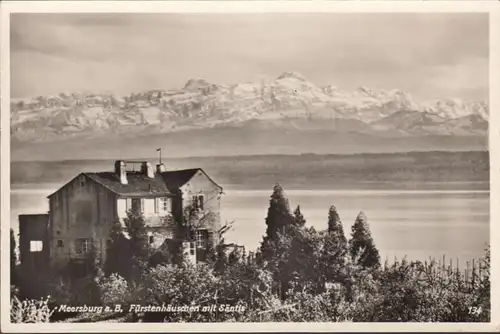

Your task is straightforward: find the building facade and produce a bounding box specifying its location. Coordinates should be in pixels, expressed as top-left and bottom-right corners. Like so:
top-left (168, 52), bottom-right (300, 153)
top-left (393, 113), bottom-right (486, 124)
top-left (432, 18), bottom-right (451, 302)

top-left (19, 160), bottom-right (223, 273)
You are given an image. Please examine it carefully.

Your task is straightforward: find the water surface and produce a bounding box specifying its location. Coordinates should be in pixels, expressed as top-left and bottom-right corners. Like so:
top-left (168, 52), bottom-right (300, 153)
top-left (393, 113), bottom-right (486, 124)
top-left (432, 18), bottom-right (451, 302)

top-left (11, 186), bottom-right (489, 266)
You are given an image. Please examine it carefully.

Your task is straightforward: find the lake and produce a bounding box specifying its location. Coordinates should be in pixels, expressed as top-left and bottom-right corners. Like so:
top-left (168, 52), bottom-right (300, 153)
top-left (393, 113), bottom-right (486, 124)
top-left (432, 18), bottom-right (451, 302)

top-left (11, 185), bottom-right (490, 267)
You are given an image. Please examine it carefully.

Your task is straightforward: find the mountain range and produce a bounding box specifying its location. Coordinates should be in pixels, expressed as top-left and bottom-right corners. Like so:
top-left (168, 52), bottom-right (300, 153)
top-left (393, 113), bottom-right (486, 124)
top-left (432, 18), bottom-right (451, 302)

top-left (10, 71), bottom-right (489, 160)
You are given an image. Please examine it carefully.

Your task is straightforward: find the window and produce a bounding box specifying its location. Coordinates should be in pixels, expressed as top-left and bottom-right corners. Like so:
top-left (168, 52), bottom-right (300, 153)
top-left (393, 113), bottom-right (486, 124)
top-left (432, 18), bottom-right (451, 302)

top-left (131, 198), bottom-right (142, 213)
top-left (30, 240), bottom-right (43, 252)
top-left (196, 229), bottom-right (208, 248)
top-left (79, 176), bottom-right (86, 187)
top-left (57, 240), bottom-right (64, 248)
top-left (125, 198), bottom-right (132, 211)
top-left (157, 197), bottom-right (169, 213)
top-left (75, 238), bottom-right (92, 255)
top-left (192, 194), bottom-right (205, 211)
top-left (149, 235), bottom-right (154, 244)
top-left (189, 242), bottom-right (196, 255)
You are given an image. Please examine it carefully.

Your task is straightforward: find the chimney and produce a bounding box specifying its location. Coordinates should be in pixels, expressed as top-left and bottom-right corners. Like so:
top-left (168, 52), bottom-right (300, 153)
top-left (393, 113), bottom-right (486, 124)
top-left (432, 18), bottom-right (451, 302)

top-left (141, 162), bottom-right (155, 178)
top-left (156, 163), bottom-right (166, 173)
top-left (114, 160), bottom-right (128, 185)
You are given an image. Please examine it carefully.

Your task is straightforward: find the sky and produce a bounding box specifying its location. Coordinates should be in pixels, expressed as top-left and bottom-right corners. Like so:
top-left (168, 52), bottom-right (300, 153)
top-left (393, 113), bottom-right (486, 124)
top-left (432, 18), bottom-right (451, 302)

top-left (10, 13), bottom-right (489, 101)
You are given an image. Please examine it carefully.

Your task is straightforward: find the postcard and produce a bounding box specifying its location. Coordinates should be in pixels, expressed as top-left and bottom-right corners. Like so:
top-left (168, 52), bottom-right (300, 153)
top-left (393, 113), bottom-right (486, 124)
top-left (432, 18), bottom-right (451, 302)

top-left (1, 1), bottom-right (499, 332)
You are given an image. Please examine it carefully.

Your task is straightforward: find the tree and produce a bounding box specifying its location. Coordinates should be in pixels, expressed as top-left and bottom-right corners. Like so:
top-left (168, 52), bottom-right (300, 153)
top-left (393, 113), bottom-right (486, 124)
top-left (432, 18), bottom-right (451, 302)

top-left (287, 226), bottom-right (325, 294)
top-left (261, 184), bottom-right (295, 262)
top-left (228, 246), bottom-right (245, 267)
top-left (10, 229), bottom-right (18, 288)
top-left (293, 205), bottom-right (306, 228)
top-left (327, 206), bottom-right (347, 246)
top-left (124, 210), bottom-right (152, 280)
top-left (264, 183), bottom-right (294, 240)
top-left (348, 212), bottom-right (381, 269)
top-left (105, 220), bottom-right (133, 279)
top-left (214, 244), bottom-right (229, 275)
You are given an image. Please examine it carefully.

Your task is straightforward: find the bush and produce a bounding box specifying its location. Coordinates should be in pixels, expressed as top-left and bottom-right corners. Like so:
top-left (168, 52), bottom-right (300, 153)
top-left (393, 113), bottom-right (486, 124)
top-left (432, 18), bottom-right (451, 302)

top-left (95, 271), bottom-right (131, 306)
top-left (10, 296), bottom-right (53, 323)
top-left (14, 183), bottom-right (489, 323)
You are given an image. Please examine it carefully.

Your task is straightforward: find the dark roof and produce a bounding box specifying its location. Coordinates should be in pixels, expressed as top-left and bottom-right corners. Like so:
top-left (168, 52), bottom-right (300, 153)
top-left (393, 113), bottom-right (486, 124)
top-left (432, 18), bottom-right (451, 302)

top-left (85, 172), bottom-right (172, 197)
top-left (48, 168), bottom-right (223, 198)
top-left (160, 168), bottom-right (223, 193)
top-left (159, 168), bottom-right (200, 192)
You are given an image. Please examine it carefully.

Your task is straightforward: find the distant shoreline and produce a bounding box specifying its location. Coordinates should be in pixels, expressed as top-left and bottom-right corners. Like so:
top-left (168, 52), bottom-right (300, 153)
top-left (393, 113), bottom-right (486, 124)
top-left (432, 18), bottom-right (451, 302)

top-left (11, 184), bottom-right (490, 194)
top-left (9, 149), bottom-right (489, 163)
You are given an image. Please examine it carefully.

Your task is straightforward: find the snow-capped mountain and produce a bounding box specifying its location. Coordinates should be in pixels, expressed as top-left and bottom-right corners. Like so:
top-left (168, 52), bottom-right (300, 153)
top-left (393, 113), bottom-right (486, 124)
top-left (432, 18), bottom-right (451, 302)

top-left (10, 71), bottom-right (488, 142)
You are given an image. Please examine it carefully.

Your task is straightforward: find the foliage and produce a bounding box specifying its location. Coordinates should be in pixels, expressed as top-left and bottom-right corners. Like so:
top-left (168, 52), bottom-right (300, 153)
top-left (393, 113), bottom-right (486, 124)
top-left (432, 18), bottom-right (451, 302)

top-left (17, 183), bottom-right (490, 323)
top-left (327, 205), bottom-right (347, 246)
top-left (293, 205), bottom-right (306, 228)
top-left (11, 296), bottom-right (54, 323)
top-left (263, 183), bottom-right (294, 242)
top-left (320, 206), bottom-right (349, 285)
top-left (124, 210), bottom-right (152, 280)
top-left (95, 270), bottom-right (131, 306)
top-left (105, 220), bottom-right (133, 278)
top-left (348, 212), bottom-right (381, 270)
top-left (10, 229), bottom-right (19, 288)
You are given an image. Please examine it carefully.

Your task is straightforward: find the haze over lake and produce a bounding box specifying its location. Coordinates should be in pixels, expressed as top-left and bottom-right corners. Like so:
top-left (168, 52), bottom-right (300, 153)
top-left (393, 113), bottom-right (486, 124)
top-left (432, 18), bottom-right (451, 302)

top-left (11, 151), bottom-right (490, 266)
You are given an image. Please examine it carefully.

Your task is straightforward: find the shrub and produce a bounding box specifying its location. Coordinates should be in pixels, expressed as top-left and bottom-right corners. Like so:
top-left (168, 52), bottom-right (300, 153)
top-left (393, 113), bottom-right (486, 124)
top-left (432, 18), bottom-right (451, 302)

top-left (95, 271), bottom-right (131, 306)
top-left (10, 296), bottom-right (54, 323)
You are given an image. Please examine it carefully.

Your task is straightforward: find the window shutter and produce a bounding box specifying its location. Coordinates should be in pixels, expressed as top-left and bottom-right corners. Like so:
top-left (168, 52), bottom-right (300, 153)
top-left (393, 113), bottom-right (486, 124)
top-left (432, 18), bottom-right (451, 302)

top-left (117, 199), bottom-right (127, 218)
top-left (199, 195), bottom-right (205, 211)
top-left (141, 198), bottom-right (145, 213)
top-left (154, 198), bottom-right (158, 213)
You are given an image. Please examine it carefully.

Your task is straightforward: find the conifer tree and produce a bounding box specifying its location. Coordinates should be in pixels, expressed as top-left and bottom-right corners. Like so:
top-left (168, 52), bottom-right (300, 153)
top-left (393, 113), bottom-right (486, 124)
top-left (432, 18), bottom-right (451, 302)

top-left (293, 205), bottom-right (306, 228)
top-left (260, 184), bottom-right (294, 262)
top-left (320, 206), bottom-right (349, 284)
top-left (264, 183), bottom-right (293, 240)
top-left (327, 205), bottom-right (347, 247)
top-left (348, 211), bottom-right (381, 269)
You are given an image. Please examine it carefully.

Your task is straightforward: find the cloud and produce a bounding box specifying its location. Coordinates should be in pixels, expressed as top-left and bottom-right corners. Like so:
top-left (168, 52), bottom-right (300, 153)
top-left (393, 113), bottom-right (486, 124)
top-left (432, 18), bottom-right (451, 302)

top-left (10, 13), bottom-right (488, 101)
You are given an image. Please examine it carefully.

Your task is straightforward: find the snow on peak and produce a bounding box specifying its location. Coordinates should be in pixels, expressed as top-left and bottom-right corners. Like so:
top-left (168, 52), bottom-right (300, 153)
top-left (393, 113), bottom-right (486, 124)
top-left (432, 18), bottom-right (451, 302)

top-left (184, 78), bottom-right (215, 90)
top-left (276, 71), bottom-right (309, 82)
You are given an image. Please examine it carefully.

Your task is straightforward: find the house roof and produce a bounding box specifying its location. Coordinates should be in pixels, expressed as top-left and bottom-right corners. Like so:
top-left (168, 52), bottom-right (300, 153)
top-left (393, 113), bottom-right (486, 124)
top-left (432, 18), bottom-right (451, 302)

top-left (159, 168), bottom-right (201, 192)
top-left (48, 167), bottom-right (223, 198)
top-left (161, 168), bottom-right (223, 193)
top-left (85, 172), bottom-right (172, 197)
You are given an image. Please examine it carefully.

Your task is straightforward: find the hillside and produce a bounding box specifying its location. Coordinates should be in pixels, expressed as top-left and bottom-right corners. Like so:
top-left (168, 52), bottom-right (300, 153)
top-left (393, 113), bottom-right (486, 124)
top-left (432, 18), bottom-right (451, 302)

top-left (11, 151), bottom-right (490, 191)
top-left (10, 71), bottom-right (489, 159)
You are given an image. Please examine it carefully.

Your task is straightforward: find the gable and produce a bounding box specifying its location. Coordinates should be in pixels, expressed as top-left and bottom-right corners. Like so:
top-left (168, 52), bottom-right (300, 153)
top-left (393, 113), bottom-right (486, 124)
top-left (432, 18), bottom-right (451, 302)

top-left (160, 168), bottom-right (222, 193)
top-left (179, 169), bottom-right (223, 194)
top-left (47, 173), bottom-right (99, 199)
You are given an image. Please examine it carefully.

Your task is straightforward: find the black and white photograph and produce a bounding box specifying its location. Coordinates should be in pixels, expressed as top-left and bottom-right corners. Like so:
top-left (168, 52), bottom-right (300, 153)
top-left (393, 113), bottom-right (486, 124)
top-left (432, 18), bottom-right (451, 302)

top-left (1, 1), bottom-right (498, 331)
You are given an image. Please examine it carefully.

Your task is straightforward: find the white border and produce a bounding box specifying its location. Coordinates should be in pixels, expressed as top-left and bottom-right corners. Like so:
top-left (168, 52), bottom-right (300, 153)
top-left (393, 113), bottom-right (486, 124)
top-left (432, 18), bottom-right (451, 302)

top-left (1, 1), bottom-right (499, 332)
